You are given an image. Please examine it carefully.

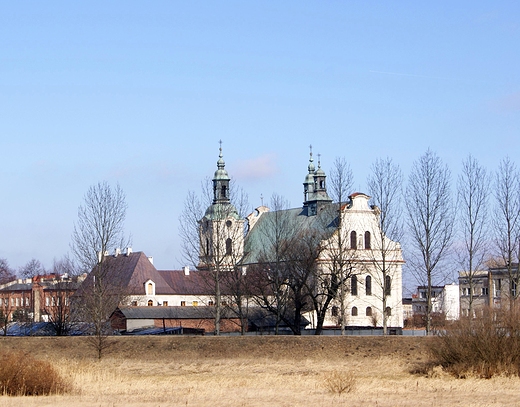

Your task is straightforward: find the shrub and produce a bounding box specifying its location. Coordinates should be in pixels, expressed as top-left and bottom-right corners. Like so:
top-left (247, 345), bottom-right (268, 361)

top-left (322, 370), bottom-right (356, 395)
top-left (0, 350), bottom-right (70, 396)
top-left (429, 305), bottom-right (520, 378)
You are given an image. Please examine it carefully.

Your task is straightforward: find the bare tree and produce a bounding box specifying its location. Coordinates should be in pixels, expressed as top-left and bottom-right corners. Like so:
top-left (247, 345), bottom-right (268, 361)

top-left (367, 157), bottom-right (404, 334)
top-left (0, 259), bottom-right (16, 335)
top-left (320, 157), bottom-right (354, 335)
top-left (179, 189), bottom-right (206, 268)
top-left (457, 156), bottom-right (490, 316)
top-left (0, 293), bottom-right (14, 336)
top-left (249, 194), bottom-right (293, 334)
top-left (251, 215), bottom-right (322, 336)
top-left (284, 229), bottom-right (323, 335)
top-left (406, 149), bottom-right (454, 335)
top-left (19, 258), bottom-right (46, 279)
top-left (218, 184), bottom-right (252, 335)
top-left (72, 181), bottom-right (129, 272)
top-left (179, 147), bottom-right (248, 335)
top-left (0, 259), bottom-right (15, 285)
top-left (71, 181), bottom-right (130, 358)
top-left (493, 157), bottom-right (520, 305)
top-left (43, 256), bottom-right (81, 336)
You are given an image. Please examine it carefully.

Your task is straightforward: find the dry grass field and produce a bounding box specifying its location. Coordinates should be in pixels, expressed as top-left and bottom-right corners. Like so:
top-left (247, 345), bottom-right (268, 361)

top-left (0, 335), bottom-right (519, 406)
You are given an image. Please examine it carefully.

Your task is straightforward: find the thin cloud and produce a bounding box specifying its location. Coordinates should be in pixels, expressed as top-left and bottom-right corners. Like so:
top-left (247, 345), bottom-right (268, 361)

top-left (233, 153), bottom-right (279, 181)
top-left (492, 91), bottom-right (520, 113)
top-left (369, 70), bottom-right (454, 81)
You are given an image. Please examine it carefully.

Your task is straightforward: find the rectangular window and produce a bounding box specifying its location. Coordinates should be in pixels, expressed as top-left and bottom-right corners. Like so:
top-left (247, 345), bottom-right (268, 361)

top-left (163, 301), bottom-right (168, 306)
top-left (45, 297), bottom-right (50, 307)
top-left (192, 301), bottom-right (198, 306)
top-left (351, 276), bottom-right (358, 296)
top-left (482, 287), bottom-right (489, 296)
top-left (494, 279), bottom-right (502, 296)
top-left (15, 298), bottom-right (19, 307)
top-left (180, 301), bottom-right (186, 307)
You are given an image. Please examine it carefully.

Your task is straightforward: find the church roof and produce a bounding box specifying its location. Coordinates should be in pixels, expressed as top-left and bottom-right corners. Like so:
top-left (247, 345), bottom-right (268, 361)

top-left (76, 251), bottom-right (245, 297)
top-left (242, 203), bottom-right (339, 265)
top-left (158, 269), bottom-right (216, 296)
top-left (76, 251), bottom-right (175, 296)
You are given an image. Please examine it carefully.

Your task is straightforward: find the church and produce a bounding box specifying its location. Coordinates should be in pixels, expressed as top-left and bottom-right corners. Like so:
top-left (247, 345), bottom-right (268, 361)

top-left (91, 146), bottom-right (404, 334)
top-left (198, 145), bottom-right (404, 332)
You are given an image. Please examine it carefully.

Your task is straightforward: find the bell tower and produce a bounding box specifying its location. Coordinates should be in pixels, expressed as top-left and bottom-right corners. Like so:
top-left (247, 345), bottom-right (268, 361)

top-left (198, 142), bottom-right (244, 270)
top-left (212, 140), bottom-right (231, 205)
top-left (303, 147), bottom-right (332, 216)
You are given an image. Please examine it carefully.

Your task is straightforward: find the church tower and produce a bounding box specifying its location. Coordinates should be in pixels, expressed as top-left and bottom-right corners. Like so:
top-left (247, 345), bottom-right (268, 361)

top-left (303, 147), bottom-right (332, 216)
top-left (303, 146), bottom-right (316, 206)
top-left (198, 143), bottom-right (244, 270)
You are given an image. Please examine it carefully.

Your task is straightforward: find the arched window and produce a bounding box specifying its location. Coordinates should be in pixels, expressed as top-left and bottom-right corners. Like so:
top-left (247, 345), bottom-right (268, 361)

top-left (350, 231), bottom-right (357, 249)
top-left (366, 307), bottom-right (372, 317)
top-left (331, 306), bottom-right (338, 317)
top-left (226, 238), bottom-right (232, 256)
top-left (364, 231), bottom-right (371, 249)
top-left (147, 282), bottom-right (153, 295)
top-left (365, 276), bottom-right (372, 296)
top-left (147, 300), bottom-right (153, 306)
top-left (385, 307), bottom-right (392, 316)
top-left (351, 306), bottom-right (358, 316)
top-left (221, 185), bottom-right (227, 198)
top-left (351, 276), bottom-right (358, 296)
top-left (385, 275), bottom-right (392, 296)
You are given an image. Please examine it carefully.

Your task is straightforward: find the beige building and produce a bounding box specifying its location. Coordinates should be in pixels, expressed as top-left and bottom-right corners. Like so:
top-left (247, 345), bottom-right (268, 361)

top-left (459, 264), bottom-right (520, 316)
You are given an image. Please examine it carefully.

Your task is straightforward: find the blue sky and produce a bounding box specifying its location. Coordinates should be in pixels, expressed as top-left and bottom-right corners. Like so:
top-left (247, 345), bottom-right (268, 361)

top-left (1, 2), bottom-right (519, 276)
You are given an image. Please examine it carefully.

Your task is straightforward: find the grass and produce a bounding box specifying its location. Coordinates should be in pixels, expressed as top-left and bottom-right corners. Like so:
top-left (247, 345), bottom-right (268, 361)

top-left (0, 335), bottom-right (518, 406)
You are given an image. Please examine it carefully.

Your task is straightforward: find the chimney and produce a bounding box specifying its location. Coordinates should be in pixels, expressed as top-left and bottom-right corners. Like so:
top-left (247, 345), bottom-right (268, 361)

top-left (125, 247), bottom-right (133, 256)
top-left (148, 256), bottom-right (154, 265)
top-left (184, 266), bottom-right (190, 276)
top-left (114, 248), bottom-right (121, 257)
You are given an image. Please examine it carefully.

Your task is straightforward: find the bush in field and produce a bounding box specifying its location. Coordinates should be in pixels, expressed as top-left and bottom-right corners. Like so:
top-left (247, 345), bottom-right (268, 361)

top-left (0, 350), bottom-right (69, 396)
top-left (322, 370), bottom-right (356, 395)
top-left (430, 305), bottom-right (520, 378)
